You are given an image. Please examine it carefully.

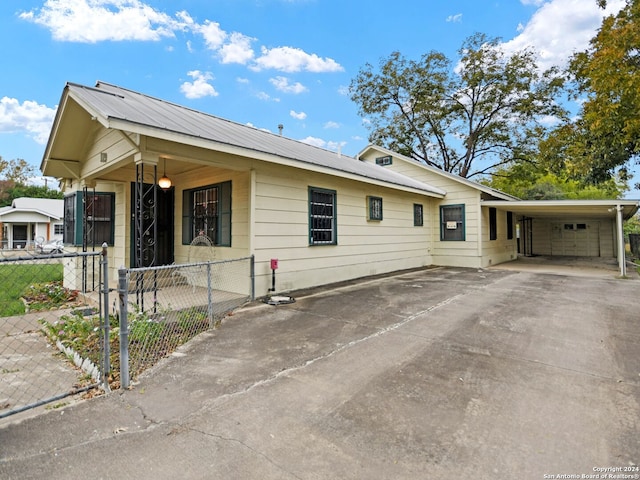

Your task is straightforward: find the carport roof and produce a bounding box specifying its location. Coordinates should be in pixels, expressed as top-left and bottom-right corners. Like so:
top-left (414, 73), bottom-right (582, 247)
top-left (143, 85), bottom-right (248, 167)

top-left (481, 199), bottom-right (639, 220)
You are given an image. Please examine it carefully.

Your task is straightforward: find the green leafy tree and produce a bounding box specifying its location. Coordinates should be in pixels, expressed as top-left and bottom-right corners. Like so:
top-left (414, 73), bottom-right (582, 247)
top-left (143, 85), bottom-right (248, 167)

top-left (350, 33), bottom-right (566, 178)
top-left (0, 155), bottom-right (61, 206)
top-left (484, 161), bottom-right (627, 200)
top-left (545, 0), bottom-right (640, 186)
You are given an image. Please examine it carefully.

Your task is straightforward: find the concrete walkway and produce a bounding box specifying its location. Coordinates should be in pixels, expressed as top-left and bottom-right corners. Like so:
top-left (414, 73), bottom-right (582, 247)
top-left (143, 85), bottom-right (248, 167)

top-left (1, 267), bottom-right (638, 479)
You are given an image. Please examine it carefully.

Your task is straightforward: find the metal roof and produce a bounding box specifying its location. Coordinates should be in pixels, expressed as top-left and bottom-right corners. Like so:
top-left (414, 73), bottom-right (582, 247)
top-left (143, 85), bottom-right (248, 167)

top-left (357, 144), bottom-right (519, 201)
top-left (0, 198), bottom-right (63, 220)
top-left (62, 81), bottom-right (446, 197)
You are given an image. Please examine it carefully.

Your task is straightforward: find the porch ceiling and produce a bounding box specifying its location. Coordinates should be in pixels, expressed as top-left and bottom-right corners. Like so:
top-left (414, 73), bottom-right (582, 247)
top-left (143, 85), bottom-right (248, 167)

top-left (481, 200), bottom-right (639, 220)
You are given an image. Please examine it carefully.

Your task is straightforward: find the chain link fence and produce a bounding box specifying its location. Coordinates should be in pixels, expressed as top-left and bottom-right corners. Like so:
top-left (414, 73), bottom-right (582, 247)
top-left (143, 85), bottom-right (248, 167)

top-left (117, 256), bottom-right (255, 388)
top-left (1, 251), bottom-right (254, 418)
top-left (0, 250), bottom-right (109, 420)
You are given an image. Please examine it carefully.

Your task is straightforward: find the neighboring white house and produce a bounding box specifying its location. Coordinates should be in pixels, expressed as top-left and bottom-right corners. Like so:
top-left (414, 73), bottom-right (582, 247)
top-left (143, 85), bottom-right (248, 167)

top-left (40, 81), bottom-right (639, 293)
top-left (0, 197), bottom-right (63, 250)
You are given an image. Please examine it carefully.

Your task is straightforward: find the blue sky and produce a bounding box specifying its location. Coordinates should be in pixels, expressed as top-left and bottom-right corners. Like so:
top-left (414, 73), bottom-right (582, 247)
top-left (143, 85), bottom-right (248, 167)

top-left (1, 0), bottom-right (636, 198)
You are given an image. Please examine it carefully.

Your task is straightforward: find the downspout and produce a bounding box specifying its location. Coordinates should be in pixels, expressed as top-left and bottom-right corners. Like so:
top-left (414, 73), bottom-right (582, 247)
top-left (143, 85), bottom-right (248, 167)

top-left (615, 204), bottom-right (626, 277)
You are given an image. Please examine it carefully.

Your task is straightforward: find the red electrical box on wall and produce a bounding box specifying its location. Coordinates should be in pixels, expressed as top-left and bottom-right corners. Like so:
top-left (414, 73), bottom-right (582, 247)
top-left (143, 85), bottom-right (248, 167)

top-left (270, 259), bottom-right (279, 270)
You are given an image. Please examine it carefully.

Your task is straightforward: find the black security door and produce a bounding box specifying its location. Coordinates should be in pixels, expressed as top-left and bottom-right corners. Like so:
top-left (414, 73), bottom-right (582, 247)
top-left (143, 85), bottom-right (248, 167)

top-left (130, 182), bottom-right (174, 267)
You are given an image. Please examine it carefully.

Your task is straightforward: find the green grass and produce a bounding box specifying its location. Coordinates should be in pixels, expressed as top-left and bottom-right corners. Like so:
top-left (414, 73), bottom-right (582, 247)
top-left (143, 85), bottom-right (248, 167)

top-left (0, 263), bottom-right (63, 317)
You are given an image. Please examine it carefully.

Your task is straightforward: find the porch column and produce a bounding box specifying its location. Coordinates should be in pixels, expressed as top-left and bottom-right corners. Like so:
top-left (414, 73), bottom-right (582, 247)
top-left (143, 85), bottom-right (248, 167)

top-left (615, 204), bottom-right (626, 277)
top-left (133, 153), bottom-right (159, 269)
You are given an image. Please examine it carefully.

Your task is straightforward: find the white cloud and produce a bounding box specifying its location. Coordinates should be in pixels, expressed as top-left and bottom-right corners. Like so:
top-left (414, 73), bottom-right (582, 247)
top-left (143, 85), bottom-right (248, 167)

top-left (327, 140), bottom-right (346, 152)
top-left (324, 121), bottom-right (339, 129)
top-left (219, 32), bottom-right (255, 64)
top-left (270, 76), bottom-right (308, 94)
top-left (180, 71), bottom-right (219, 99)
top-left (290, 110), bottom-right (307, 120)
top-left (446, 13), bottom-right (463, 23)
top-left (0, 97), bottom-right (56, 144)
top-left (19, 0), bottom-right (344, 79)
top-left (255, 92), bottom-right (280, 102)
top-left (19, 0), bottom-right (187, 43)
top-left (196, 20), bottom-right (225, 50)
top-left (337, 85), bottom-right (349, 96)
top-left (298, 136), bottom-right (345, 152)
top-left (252, 46), bottom-right (343, 73)
top-left (299, 136), bottom-right (326, 148)
top-left (502, 0), bottom-right (626, 70)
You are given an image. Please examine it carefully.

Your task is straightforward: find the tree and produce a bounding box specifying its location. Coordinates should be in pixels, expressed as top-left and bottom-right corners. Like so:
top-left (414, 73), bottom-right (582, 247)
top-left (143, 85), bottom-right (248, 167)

top-left (0, 156), bottom-right (34, 184)
top-left (484, 161), bottom-right (627, 200)
top-left (0, 155), bottom-right (61, 206)
top-left (349, 33), bottom-right (566, 178)
top-left (545, 0), bottom-right (640, 187)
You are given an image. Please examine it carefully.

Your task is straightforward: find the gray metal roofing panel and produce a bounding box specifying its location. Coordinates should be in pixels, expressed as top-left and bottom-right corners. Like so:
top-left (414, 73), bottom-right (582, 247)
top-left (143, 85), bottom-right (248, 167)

top-left (66, 82), bottom-right (446, 196)
top-left (357, 144), bottom-right (519, 201)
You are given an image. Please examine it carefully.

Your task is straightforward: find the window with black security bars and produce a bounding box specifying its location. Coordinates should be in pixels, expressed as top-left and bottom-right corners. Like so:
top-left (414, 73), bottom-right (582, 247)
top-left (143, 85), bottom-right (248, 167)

top-left (86, 193), bottom-right (114, 246)
top-left (309, 188), bottom-right (336, 245)
top-left (193, 186), bottom-right (219, 243)
top-left (63, 195), bottom-right (75, 244)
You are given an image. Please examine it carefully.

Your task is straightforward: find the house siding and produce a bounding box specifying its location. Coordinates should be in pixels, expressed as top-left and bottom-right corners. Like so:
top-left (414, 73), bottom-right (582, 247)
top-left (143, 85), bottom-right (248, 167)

top-left (480, 207), bottom-right (517, 266)
top-left (360, 152), bottom-right (488, 269)
top-left (250, 164), bottom-right (432, 293)
top-left (174, 168), bottom-right (250, 263)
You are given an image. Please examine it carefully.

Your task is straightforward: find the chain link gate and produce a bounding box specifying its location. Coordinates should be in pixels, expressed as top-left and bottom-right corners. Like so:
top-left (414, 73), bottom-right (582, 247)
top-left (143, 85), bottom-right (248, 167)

top-left (0, 247), bottom-right (111, 420)
top-left (117, 256), bottom-right (255, 388)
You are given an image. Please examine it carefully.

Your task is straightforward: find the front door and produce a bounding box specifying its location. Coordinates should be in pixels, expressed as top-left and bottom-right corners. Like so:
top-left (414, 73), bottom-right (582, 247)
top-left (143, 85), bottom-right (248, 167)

top-left (12, 225), bottom-right (27, 249)
top-left (130, 183), bottom-right (175, 267)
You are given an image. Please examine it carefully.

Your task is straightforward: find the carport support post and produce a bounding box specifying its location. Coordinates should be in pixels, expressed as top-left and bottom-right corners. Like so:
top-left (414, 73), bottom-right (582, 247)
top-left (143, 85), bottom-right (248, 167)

top-left (118, 266), bottom-right (130, 390)
top-left (616, 205), bottom-right (627, 277)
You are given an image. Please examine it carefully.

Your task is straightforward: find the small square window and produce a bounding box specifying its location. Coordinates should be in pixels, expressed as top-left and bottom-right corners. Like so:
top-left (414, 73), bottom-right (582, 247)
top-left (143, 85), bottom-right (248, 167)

top-left (413, 204), bottom-right (424, 226)
top-left (368, 196), bottom-right (383, 221)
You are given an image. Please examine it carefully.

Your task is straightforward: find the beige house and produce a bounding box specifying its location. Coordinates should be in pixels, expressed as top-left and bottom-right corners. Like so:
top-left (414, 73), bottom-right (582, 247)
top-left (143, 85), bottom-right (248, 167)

top-left (41, 82), bottom-right (639, 294)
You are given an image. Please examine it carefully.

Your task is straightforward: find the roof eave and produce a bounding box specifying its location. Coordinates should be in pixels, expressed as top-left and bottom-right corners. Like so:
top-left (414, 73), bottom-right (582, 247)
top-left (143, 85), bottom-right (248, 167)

top-left (107, 119), bottom-right (446, 198)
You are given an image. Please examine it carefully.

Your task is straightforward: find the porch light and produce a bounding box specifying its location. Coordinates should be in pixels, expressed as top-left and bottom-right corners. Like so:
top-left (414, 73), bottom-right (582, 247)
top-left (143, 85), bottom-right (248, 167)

top-left (158, 158), bottom-right (172, 190)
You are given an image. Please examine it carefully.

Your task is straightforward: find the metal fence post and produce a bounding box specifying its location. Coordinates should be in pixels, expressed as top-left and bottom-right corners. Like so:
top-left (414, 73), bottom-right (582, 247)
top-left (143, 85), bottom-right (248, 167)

top-left (100, 243), bottom-right (111, 392)
top-left (206, 262), bottom-right (213, 328)
top-left (118, 266), bottom-right (130, 389)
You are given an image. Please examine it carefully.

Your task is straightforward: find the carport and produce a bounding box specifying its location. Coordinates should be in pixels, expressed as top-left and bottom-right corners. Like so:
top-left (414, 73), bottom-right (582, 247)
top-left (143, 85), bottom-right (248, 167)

top-left (481, 199), bottom-right (639, 276)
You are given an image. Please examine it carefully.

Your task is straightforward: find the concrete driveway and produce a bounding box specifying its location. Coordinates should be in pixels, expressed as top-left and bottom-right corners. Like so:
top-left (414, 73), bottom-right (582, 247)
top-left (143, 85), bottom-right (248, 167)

top-left (1, 267), bottom-right (638, 479)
